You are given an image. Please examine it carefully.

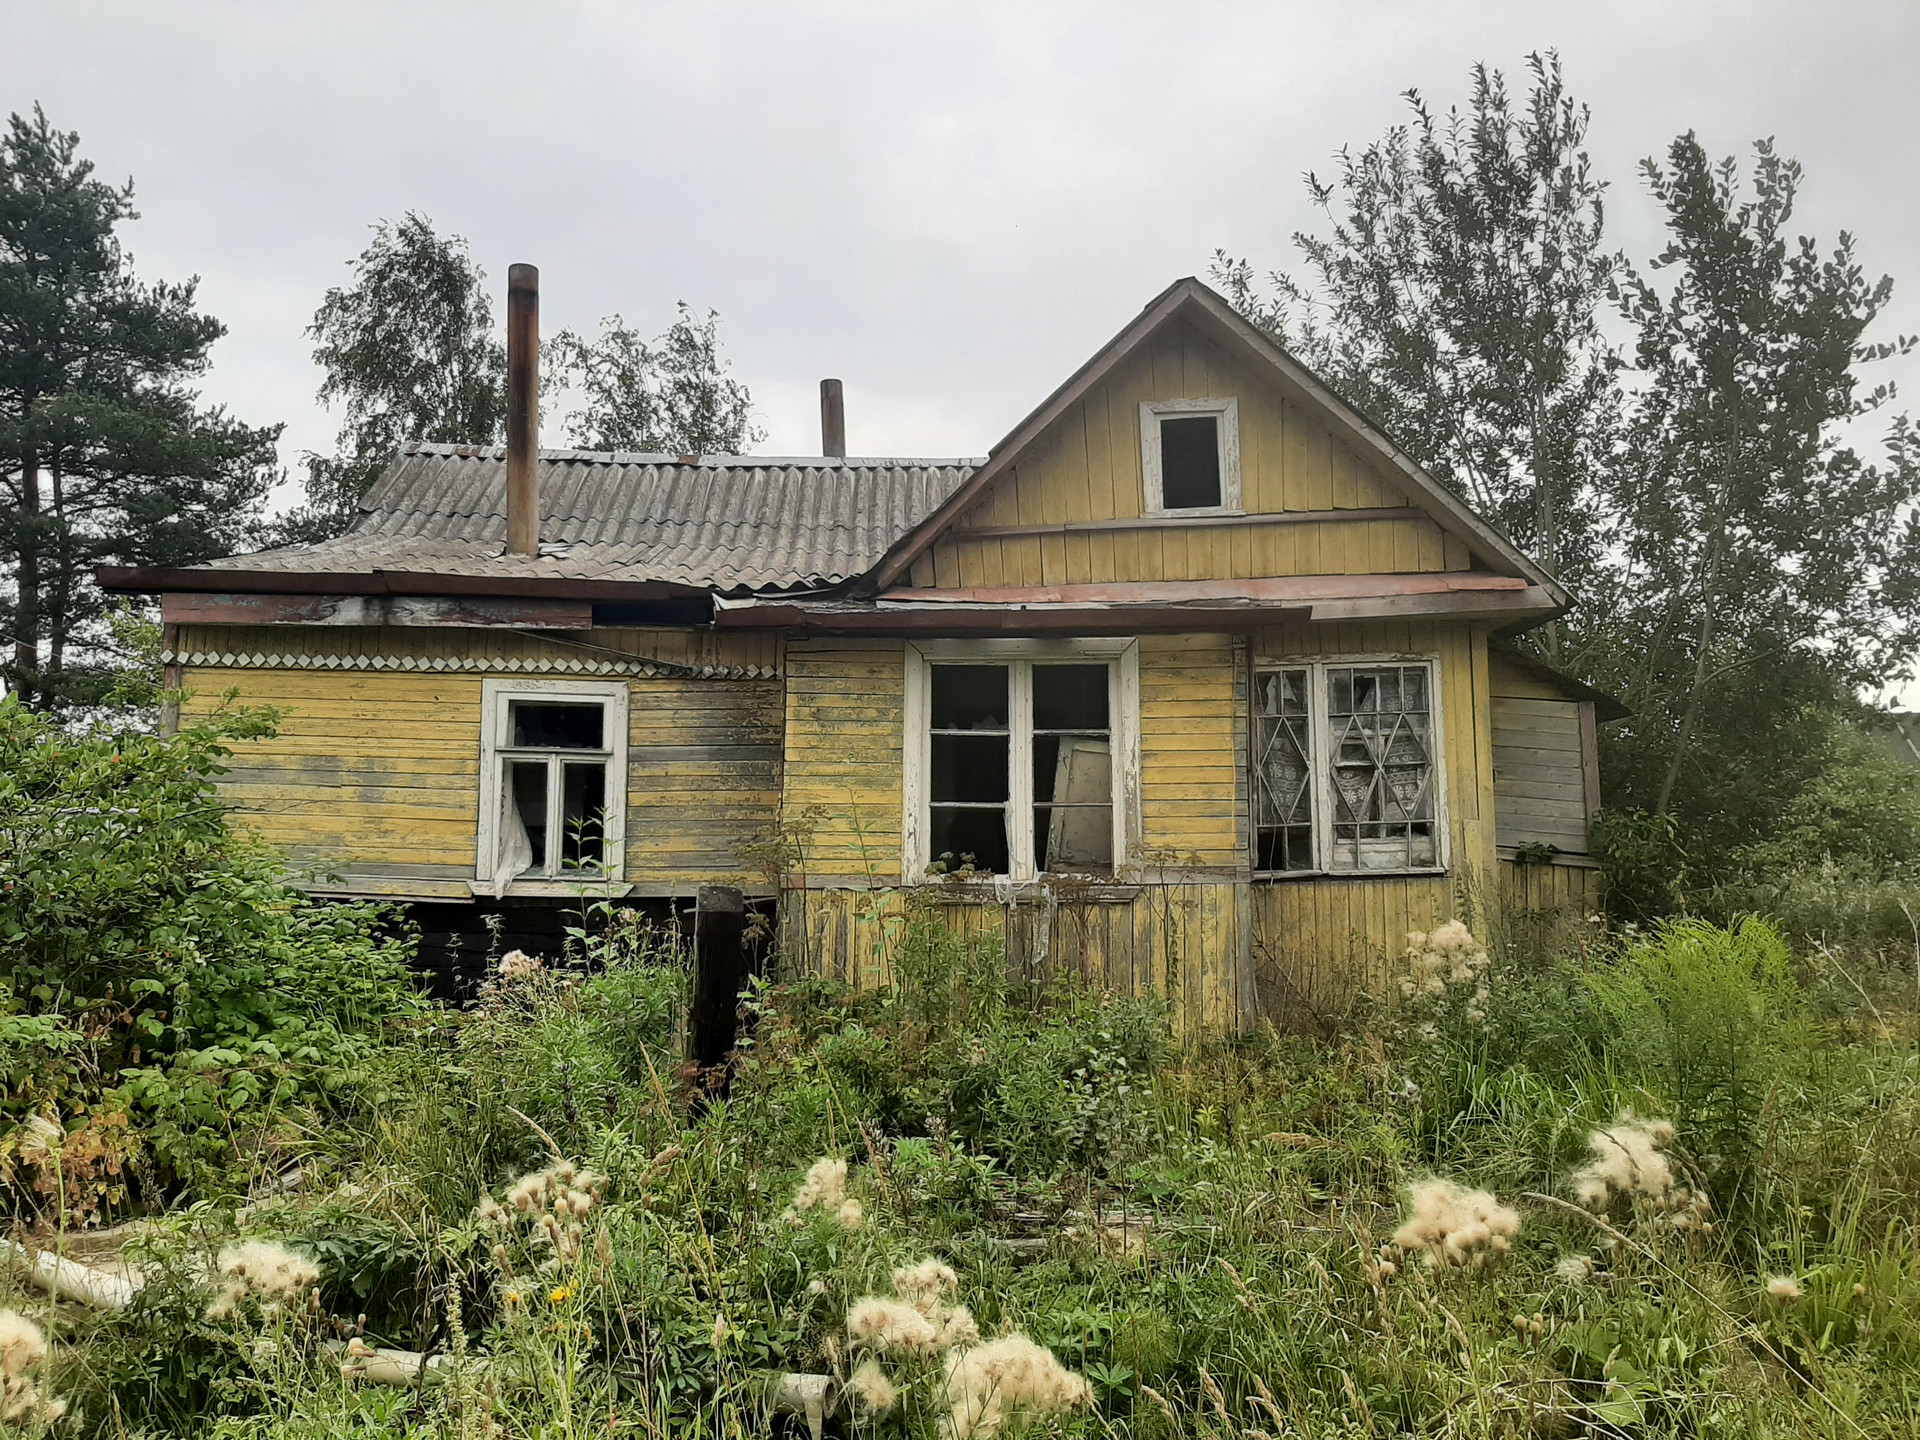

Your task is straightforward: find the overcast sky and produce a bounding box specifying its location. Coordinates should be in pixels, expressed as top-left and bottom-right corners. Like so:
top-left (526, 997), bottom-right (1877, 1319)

top-left (8, 2), bottom-right (1920, 681)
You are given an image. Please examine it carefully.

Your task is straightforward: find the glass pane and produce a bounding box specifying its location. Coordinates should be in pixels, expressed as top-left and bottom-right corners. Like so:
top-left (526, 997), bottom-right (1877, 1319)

top-left (1032, 664), bottom-right (1109, 731)
top-left (560, 762), bottom-right (606, 870)
top-left (930, 805), bottom-right (1009, 874)
top-left (931, 733), bottom-right (1009, 803)
top-left (1326, 665), bottom-right (1436, 871)
top-left (509, 701), bottom-right (603, 749)
top-left (509, 761), bottom-right (549, 873)
top-left (1159, 415), bottom-right (1221, 509)
top-left (931, 665), bottom-right (1008, 731)
top-left (1254, 666), bottom-right (1314, 873)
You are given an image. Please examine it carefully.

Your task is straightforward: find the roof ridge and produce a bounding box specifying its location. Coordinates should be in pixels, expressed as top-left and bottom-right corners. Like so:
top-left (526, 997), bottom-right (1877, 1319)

top-left (400, 441), bottom-right (982, 469)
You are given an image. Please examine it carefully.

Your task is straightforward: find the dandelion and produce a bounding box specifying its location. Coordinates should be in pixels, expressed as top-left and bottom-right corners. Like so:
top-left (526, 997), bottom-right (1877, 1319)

top-left (1, 1310), bottom-right (66, 1425)
top-left (847, 1357), bottom-right (898, 1413)
top-left (1766, 1275), bottom-right (1803, 1302)
top-left (943, 1333), bottom-right (1092, 1439)
top-left (1391, 1178), bottom-right (1520, 1269)
top-left (549, 1285), bottom-right (575, 1304)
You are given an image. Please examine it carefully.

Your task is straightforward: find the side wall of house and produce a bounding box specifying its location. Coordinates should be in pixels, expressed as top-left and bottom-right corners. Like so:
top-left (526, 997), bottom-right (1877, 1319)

top-left (777, 620), bottom-right (1498, 1032)
top-left (174, 623), bottom-right (783, 898)
top-left (1486, 651), bottom-right (1603, 915)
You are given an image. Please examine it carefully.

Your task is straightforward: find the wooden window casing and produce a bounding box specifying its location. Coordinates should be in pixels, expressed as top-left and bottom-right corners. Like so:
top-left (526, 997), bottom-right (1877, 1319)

top-left (1139, 398), bottom-right (1242, 516)
top-left (1251, 655), bottom-right (1449, 880)
top-left (476, 678), bottom-right (629, 894)
top-left (904, 639), bottom-right (1141, 884)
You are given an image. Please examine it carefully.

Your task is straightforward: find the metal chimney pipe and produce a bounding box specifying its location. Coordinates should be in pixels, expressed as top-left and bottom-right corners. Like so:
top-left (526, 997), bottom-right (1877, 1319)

top-left (505, 264), bottom-right (540, 556)
top-left (819, 378), bottom-right (846, 459)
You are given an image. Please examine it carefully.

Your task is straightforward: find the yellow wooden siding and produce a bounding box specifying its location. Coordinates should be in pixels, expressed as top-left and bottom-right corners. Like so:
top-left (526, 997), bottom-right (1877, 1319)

top-left (781, 640), bottom-right (907, 881)
top-left (180, 667), bottom-right (485, 872)
top-left (1497, 857), bottom-right (1601, 913)
top-left (776, 884), bottom-right (1249, 1034)
top-left (910, 317), bottom-right (1456, 588)
top-left (177, 624), bottom-right (783, 893)
top-left (1138, 633), bottom-right (1245, 875)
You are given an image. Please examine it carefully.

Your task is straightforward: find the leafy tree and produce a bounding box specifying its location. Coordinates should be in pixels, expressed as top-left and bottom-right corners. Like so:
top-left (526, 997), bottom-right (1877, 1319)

top-left (1213, 53), bottom-right (1621, 603)
top-left (546, 303), bottom-right (762, 455)
top-left (282, 212), bottom-right (506, 541)
top-left (0, 105), bottom-right (280, 707)
top-left (1587, 135), bottom-right (1920, 820)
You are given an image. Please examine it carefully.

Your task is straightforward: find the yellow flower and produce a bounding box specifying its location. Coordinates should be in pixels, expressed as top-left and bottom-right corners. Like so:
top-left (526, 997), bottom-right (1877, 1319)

top-left (549, 1285), bottom-right (575, 1304)
top-left (504, 1290), bottom-right (522, 1306)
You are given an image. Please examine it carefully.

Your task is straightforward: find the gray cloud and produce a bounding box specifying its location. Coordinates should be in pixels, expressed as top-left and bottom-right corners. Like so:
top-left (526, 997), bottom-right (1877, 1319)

top-left (7, 1), bottom-right (1917, 484)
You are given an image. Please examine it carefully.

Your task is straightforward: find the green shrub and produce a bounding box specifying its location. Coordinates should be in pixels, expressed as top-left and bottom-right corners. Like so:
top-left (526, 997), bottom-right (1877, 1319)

top-left (0, 694), bottom-right (422, 1198)
top-left (1589, 916), bottom-right (1810, 1208)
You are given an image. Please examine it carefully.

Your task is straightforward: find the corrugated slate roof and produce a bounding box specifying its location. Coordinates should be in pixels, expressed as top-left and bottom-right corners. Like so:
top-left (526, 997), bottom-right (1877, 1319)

top-left (204, 444), bottom-right (978, 593)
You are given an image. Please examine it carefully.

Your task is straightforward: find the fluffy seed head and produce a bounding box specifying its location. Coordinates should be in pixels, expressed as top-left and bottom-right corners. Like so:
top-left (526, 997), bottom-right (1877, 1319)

top-left (943, 1333), bottom-right (1092, 1438)
top-left (1767, 1275), bottom-right (1803, 1301)
top-left (0, 1312), bottom-right (48, 1379)
top-left (846, 1297), bottom-right (941, 1353)
top-left (893, 1257), bottom-right (960, 1314)
top-left (848, 1358), bottom-right (898, 1413)
top-left (1571, 1115), bottom-right (1679, 1211)
top-left (1391, 1178), bottom-right (1520, 1269)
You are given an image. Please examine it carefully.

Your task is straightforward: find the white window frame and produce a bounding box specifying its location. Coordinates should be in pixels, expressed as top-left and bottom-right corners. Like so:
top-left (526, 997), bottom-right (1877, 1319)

top-left (475, 678), bottom-right (629, 894)
top-left (1140, 397), bottom-right (1242, 516)
top-left (903, 638), bottom-right (1141, 885)
top-left (1250, 653), bottom-right (1450, 879)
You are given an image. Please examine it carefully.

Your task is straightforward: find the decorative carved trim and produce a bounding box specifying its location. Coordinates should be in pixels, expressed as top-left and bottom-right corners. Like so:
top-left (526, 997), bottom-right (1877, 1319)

top-left (161, 648), bottom-right (777, 680)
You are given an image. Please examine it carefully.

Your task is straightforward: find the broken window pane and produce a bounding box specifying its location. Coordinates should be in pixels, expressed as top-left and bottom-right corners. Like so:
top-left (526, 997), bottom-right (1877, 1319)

top-left (930, 664), bottom-right (1010, 874)
top-left (509, 701), bottom-right (604, 749)
top-left (560, 762), bottom-right (606, 870)
top-left (1032, 665), bottom-right (1113, 875)
top-left (508, 760), bottom-right (549, 873)
top-left (1326, 664), bottom-right (1436, 871)
top-left (1159, 414), bottom-right (1222, 509)
top-left (1254, 667), bottom-right (1315, 872)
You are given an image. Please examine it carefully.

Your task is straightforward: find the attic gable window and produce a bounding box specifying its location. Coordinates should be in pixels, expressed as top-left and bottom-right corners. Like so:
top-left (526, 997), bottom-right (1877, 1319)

top-left (1140, 398), bottom-right (1241, 515)
top-left (477, 679), bottom-right (628, 896)
top-left (1253, 658), bottom-right (1446, 877)
top-left (905, 639), bottom-right (1141, 883)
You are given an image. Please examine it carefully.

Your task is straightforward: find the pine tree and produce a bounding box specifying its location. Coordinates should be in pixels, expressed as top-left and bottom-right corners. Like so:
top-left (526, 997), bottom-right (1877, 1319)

top-left (0, 105), bottom-right (279, 707)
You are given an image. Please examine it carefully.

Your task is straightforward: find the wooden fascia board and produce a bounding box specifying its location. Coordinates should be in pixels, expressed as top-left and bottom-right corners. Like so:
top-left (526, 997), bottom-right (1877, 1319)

top-left (713, 585), bottom-right (1557, 634)
top-left (866, 279), bottom-right (1198, 591)
top-left (96, 565), bottom-right (710, 603)
top-left (1178, 285), bottom-right (1567, 600)
top-left (159, 591), bottom-right (595, 628)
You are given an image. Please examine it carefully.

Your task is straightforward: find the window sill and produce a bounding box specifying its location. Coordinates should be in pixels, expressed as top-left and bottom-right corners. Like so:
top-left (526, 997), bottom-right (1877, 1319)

top-left (1252, 867), bottom-right (1449, 884)
top-left (920, 879), bottom-right (1143, 905)
top-left (467, 878), bottom-right (635, 899)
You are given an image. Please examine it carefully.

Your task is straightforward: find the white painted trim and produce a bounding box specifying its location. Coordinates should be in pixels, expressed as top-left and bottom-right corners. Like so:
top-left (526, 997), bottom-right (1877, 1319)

top-left (1250, 653), bottom-right (1448, 880)
top-left (476, 677), bottom-right (629, 891)
top-left (902, 638), bottom-right (1140, 884)
top-left (1140, 397), bottom-right (1242, 517)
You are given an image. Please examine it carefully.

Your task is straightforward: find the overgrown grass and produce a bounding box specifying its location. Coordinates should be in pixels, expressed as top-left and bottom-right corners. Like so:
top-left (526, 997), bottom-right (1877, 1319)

top-left (5, 904), bottom-right (1920, 1439)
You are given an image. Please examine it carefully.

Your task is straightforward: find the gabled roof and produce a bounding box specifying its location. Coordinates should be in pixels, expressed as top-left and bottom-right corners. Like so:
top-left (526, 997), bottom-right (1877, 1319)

top-left (866, 277), bottom-right (1566, 604)
top-left (131, 444), bottom-right (978, 596)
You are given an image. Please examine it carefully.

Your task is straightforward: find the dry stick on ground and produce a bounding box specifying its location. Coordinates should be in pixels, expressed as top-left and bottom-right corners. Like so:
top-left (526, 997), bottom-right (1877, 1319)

top-left (1522, 1191), bottom-right (1870, 1440)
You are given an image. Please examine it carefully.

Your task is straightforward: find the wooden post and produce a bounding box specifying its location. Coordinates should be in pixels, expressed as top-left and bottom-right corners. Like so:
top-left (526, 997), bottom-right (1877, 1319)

top-left (690, 885), bottom-right (748, 1072)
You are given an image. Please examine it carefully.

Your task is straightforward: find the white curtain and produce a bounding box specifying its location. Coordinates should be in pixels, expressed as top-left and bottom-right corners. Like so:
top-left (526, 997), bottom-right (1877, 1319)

top-left (492, 768), bottom-right (535, 898)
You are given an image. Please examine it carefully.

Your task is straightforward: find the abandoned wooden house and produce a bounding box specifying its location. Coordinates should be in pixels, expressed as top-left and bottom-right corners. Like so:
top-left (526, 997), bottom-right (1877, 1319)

top-left (101, 273), bottom-right (1619, 1028)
